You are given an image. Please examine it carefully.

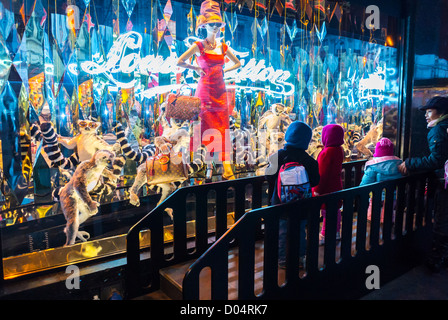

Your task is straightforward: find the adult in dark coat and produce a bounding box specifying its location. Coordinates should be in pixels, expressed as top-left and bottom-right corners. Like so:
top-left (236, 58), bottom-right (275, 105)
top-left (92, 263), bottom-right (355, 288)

top-left (399, 96), bottom-right (448, 272)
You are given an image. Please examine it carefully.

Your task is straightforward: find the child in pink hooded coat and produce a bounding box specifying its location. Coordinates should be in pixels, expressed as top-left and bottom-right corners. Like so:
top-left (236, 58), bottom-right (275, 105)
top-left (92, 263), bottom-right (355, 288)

top-left (312, 124), bottom-right (345, 244)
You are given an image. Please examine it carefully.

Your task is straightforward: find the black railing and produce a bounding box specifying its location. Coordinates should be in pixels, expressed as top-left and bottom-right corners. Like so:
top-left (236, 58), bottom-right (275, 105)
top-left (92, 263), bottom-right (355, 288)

top-left (125, 175), bottom-right (268, 298)
top-left (124, 160), bottom-right (366, 298)
top-left (341, 159), bottom-right (366, 188)
top-left (0, 160), bottom-right (366, 290)
top-left (182, 173), bottom-right (437, 300)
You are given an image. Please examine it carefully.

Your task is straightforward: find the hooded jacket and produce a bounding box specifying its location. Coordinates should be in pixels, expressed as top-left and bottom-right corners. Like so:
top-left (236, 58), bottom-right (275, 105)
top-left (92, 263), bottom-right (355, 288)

top-left (312, 124), bottom-right (345, 195)
top-left (405, 115), bottom-right (448, 180)
top-left (360, 156), bottom-right (403, 185)
top-left (265, 146), bottom-right (320, 205)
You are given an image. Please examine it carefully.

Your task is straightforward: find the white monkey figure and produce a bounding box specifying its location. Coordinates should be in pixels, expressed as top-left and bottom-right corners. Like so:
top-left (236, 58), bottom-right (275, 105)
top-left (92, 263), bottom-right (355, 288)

top-left (59, 150), bottom-right (115, 246)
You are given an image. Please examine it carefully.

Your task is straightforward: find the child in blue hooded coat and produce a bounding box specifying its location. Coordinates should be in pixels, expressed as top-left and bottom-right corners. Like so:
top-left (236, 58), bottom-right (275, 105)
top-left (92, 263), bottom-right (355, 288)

top-left (360, 137), bottom-right (403, 222)
top-left (360, 138), bottom-right (402, 185)
top-left (265, 121), bottom-right (320, 268)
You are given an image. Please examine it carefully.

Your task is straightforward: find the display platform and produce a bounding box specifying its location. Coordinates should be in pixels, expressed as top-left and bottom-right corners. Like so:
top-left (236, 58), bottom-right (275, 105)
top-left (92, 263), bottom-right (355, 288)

top-left (3, 210), bottom-right (236, 280)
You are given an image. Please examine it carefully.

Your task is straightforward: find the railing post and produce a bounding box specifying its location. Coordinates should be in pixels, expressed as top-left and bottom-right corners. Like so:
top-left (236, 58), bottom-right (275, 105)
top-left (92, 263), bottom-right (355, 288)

top-left (183, 173), bottom-right (436, 300)
top-left (125, 225), bottom-right (141, 299)
top-left (195, 190), bottom-right (209, 253)
top-left (382, 184), bottom-right (395, 243)
top-left (0, 228), bottom-right (3, 286)
top-left (215, 184), bottom-right (228, 238)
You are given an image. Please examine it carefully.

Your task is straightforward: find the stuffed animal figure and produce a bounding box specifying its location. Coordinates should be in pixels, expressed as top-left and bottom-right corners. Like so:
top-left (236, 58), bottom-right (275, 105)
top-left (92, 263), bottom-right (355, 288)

top-left (113, 121), bottom-right (157, 164)
top-left (354, 121), bottom-right (383, 158)
top-left (36, 119), bottom-right (124, 200)
top-left (258, 103), bottom-right (292, 139)
top-left (35, 121), bottom-right (80, 169)
top-left (59, 119), bottom-right (119, 162)
top-left (128, 142), bottom-right (206, 218)
top-left (59, 150), bottom-right (115, 246)
top-left (306, 126), bottom-right (324, 159)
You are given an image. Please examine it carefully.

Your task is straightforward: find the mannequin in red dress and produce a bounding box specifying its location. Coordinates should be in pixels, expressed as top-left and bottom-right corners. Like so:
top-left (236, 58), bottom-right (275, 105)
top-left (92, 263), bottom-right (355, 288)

top-left (177, 0), bottom-right (241, 180)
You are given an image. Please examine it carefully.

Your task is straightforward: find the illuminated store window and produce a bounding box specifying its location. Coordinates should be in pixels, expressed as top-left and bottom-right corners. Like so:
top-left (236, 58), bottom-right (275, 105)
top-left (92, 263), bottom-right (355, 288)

top-left (0, 0), bottom-right (402, 278)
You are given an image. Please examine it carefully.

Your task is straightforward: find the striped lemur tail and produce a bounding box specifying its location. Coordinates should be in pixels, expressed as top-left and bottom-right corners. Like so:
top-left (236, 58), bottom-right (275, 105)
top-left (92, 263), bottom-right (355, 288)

top-left (113, 121), bottom-right (156, 164)
top-left (40, 122), bottom-right (80, 169)
top-left (33, 121), bottom-right (125, 201)
top-left (187, 144), bottom-right (207, 175)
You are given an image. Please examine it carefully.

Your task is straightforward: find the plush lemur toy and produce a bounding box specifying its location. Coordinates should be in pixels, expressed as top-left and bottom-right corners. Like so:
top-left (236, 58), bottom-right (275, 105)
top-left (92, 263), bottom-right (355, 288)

top-left (354, 121), bottom-right (384, 158)
top-left (59, 150), bottom-right (115, 246)
top-left (128, 139), bottom-right (206, 219)
top-left (58, 119), bottom-right (120, 162)
top-left (257, 103), bottom-right (292, 138)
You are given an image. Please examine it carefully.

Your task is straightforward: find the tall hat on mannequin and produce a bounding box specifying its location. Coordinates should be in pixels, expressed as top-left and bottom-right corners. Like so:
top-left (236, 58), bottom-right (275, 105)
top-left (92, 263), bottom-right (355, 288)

top-left (196, 0), bottom-right (226, 35)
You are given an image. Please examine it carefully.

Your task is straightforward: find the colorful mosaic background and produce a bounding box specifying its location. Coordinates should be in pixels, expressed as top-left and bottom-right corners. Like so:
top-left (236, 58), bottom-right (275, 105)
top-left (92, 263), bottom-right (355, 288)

top-left (0, 0), bottom-right (400, 218)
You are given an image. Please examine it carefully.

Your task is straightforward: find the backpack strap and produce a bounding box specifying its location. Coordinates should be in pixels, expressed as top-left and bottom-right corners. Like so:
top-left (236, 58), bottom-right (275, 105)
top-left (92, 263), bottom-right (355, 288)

top-left (277, 162), bottom-right (306, 204)
top-left (277, 165), bottom-right (284, 204)
top-left (445, 159), bottom-right (448, 189)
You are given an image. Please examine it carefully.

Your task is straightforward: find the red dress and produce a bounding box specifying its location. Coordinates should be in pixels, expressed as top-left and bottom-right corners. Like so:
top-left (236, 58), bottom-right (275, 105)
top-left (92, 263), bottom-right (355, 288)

top-left (195, 41), bottom-right (230, 161)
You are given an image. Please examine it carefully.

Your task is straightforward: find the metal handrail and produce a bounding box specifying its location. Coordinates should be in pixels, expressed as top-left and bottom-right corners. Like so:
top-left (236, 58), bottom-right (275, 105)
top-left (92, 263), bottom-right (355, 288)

top-left (182, 172), bottom-right (437, 300)
top-left (124, 160), bottom-right (367, 298)
top-left (125, 175), bottom-right (268, 298)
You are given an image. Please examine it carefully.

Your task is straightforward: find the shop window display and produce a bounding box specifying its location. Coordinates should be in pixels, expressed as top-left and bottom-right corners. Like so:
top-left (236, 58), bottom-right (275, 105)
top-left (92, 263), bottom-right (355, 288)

top-left (0, 0), bottom-right (401, 278)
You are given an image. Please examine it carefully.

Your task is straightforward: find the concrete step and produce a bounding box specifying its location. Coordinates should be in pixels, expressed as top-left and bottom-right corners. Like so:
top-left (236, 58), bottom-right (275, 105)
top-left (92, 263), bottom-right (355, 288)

top-left (158, 242), bottom-right (269, 300)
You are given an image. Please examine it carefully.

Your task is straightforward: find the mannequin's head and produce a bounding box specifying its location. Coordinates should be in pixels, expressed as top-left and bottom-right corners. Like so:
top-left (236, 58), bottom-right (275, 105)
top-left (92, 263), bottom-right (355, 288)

top-left (196, 0), bottom-right (225, 36)
top-left (197, 22), bottom-right (222, 39)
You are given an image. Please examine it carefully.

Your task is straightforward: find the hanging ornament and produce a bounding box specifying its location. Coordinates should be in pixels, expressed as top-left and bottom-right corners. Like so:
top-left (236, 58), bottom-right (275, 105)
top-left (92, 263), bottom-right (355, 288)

top-left (305, 0), bottom-right (313, 21)
top-left (313, 89), bottom-right (323, 125)
top-left (82, 13), bottom-right (95, 33)
top-left (126, 20), bottom-right (134, 31)
top-left (225, 11), bottom-right (239, 37)
top-left (286, 19), bottom-right (298, 42)
top-left (315, 21), bottom-right (326, 43)
top-left (28, 73), bottom-right (45, 112)
top-left (285, 0), bottom-right (295, 11)
top-left (121, 0), bottom-right (137, 18)
top-left (257, 16), bottom-right (268, 40)
top-left (255, 0), bottom-right (267, 10)
top-left (313, 0), bottom-right (326, 21)
top-left (112, 0), bottom-right (120, 37)
top-left (160, 0), bottom-right (175, 48)
top-left (251, 17), bottom-right (258, 57)
top-left (298, 96), bottom-right (307, 122)
top-left (271, 0), bottom-right (283, 17)
top-left (187, 5), bottom-right (195, 36)
top-left (243, 0), bottom-right (255, 12)
top-left (163, 0), bottom-right (173, 23)
top-left (157, 19), bottom-right (167, 42)
top-left (78, 80), bottom-right (94, 121)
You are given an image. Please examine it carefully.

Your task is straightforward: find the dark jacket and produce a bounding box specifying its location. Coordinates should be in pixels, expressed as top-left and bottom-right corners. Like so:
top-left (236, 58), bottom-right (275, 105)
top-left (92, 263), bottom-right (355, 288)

top-left (265, 146), bottom-right (320, 205)
top-left (405, 116), bottom-right (448, 180)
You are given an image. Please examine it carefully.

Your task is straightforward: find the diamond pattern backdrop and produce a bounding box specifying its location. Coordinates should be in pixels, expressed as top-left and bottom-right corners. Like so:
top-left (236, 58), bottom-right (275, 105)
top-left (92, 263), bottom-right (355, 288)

top-left (0, 0), bottom-right (399, 216)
